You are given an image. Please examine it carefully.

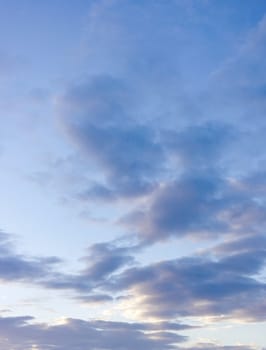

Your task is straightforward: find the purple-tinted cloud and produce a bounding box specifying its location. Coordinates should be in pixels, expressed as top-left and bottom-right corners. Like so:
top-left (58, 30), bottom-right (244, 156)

top-left (107, 238), bottom-right (266, 321)
top-left (0, 315), bottom-right (188, 350)
top-left (121, 169), bottom-right (266, 242)
top-left (58, 75), bottom-right (164, 200)
top-left (0, 314), bottom-right (259, 350)
top-left (0, 230), bottom-right (61, 283)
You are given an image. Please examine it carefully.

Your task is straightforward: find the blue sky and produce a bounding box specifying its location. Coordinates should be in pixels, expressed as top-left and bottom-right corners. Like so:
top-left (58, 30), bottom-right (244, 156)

top-left (1, 0), bottom-right (266, 349)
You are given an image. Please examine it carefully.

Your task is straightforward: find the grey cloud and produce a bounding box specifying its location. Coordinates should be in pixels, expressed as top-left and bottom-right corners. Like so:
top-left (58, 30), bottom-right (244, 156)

top-left (0, 231), bottom-right (62, 283)
top-left (0, 315), bottom-right (257, 349)
top-left (0, 315), bottom-right (188, 350)
top-left (121, 168), bottom-right (266, 242)
top-left (2, 2), bottom-right (266, 348)
top-left (58, 74), bottom-right (247, 245)
top-left (121, 173), bottom-right (225, 242)
top-left (108, 244), bottom-right (266, 321)
top-left (0, 231), bottom-right (134, 300)
top-left (86, 319), bottom-right (191, 332)
top-left (58, 75), bottom-right (164, 200)
top-left (2, 229), bottom-right (266, 325)
top-left (238, 170), bottom-right (266, 196)
top-left (187, 344), bottom-right (259, 350)
top-left (58, 72), bottom-right (238, 205)
top-left (76, 293), bottom-right (113, 304)
top-left (70, 122), bottom-right (161, 193)
top-left (50, 0), bottom-right (266, 217)
top-left (0, 255), bottom-right (53, 281)
top-left (210, 234), bottom-right (266, 257)
top-left (79, 241), bottom-right (135, 281)
top-left (165, 122), bottom-right (235, 169)
top-left (55, 1), bottom-right (246, 205)
top-left (43, 241), bottom-right (138, 296)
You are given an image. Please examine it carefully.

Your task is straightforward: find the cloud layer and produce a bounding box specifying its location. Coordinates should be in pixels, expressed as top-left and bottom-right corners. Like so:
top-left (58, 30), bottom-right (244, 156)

top-left (2, 1), bottom-right (266, 349)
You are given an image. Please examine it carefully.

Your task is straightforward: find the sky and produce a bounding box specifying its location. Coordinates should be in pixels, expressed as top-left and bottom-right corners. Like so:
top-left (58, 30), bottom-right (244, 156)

top-left (0, 0), bottom-right (266, 349)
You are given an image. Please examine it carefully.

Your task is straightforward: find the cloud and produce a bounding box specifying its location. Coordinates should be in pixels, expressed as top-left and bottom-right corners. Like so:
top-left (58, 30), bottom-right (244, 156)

top-left (121, 172), bottom-right (225, 242)
top-left (75, 293), bottom-right (113, 304)
top-left (79, 241), bottom-right (135, 281)
top-left (164, 122), bottom-right (235, 169)
top-left (42, 240), bottom-right (138, 300)
top-left (57, 76), bottom-right (239, 210)
top-left (0, 232), bottom-right (132, 302)
top-left (55, 0), bottom-right (244, 205)
top-left (52, 1), bottom-right (266, 216)
top-left (209, 234), bottom-right (266, 257)
top-left (2, 2), bottom-right (266, 348)
top-left (0, 315), bottom-right (189, 350)
top-left (58, 75), bottom-right (164, 200)
top-left (0, 314), bottom-right (258, 350)
top-left (187, 344), bottom-right (259, 350)
top-left (0, 231), bottom-right (61, 284)
top-left (120, 164), bottom-right (266, 242)
top-left (1, 228), bottom-right (266, 325)
top-left (107, 240), bottom-right (266, 322)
